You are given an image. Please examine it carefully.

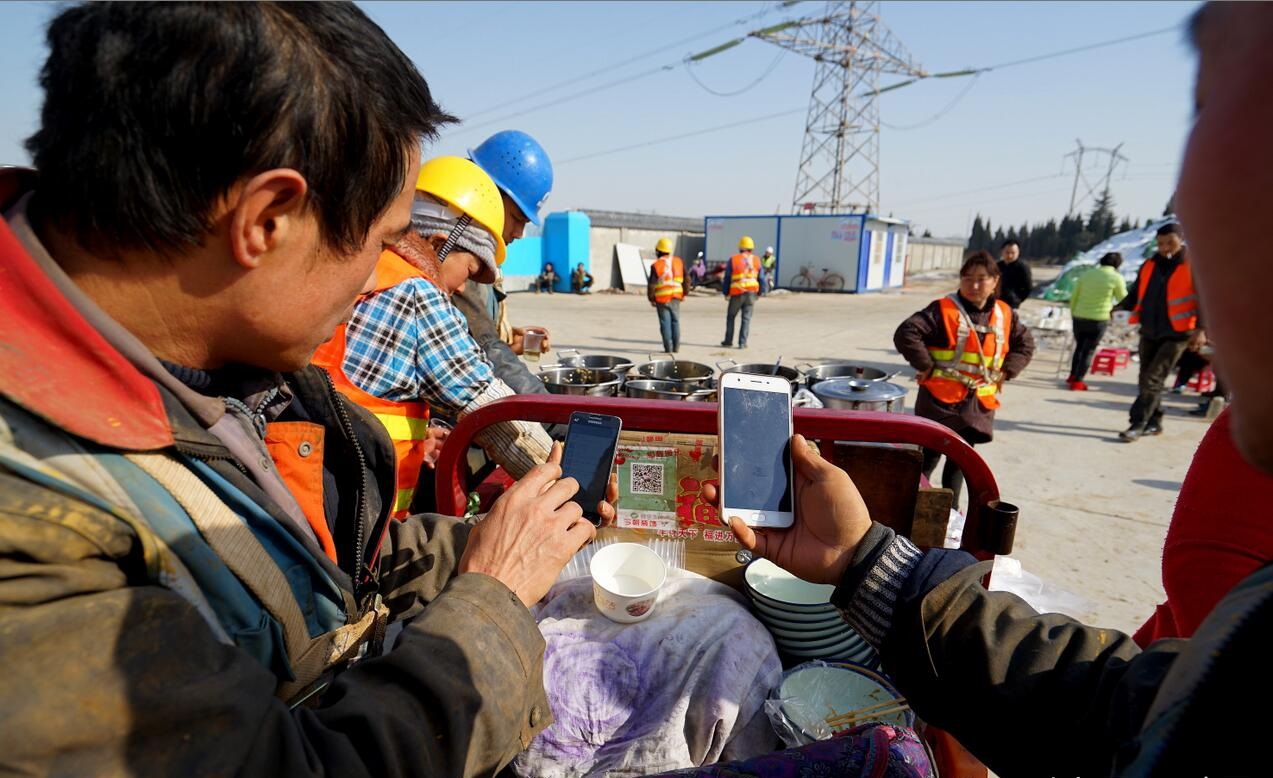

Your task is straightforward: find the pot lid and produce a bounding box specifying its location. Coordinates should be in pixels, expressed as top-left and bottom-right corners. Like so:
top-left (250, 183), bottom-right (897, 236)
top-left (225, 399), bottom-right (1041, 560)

top-left (811, 378), bottom-right (907, 403)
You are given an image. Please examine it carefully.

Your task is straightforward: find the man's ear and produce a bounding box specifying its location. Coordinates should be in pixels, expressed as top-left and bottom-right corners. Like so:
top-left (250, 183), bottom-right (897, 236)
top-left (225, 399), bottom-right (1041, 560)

top-left (425, 233), bottom-right (448, 254)
top-left (228, 169), bottom-right (309, 269)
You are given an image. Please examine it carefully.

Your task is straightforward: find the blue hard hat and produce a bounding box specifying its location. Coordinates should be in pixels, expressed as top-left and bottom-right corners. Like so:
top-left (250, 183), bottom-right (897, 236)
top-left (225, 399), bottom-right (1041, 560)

top-left (469, 130), bottom-right (554, 226)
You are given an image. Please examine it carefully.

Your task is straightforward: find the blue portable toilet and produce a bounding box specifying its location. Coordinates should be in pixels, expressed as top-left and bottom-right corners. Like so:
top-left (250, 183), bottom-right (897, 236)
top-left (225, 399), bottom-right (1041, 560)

top-left (543, 211), bottom-right (591, 293)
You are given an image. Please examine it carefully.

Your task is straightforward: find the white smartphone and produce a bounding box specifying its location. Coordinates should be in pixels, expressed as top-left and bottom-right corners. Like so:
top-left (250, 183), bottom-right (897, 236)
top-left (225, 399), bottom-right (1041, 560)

top-left (717, 372), bottom-right (795, 528)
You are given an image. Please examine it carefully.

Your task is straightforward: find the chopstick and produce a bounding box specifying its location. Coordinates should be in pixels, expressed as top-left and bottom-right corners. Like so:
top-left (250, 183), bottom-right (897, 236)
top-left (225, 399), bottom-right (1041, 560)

top-left (825, 697), bottom-right (911, 729)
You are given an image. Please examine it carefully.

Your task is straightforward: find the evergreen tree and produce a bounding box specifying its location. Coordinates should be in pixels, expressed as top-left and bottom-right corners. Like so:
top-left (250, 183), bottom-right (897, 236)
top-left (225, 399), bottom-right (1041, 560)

top-left (968, 214), bottom-right (986, 250)
top-left (992, 226), bottom-right (1006, 248)
top-left (1117, 217), bottom-right (1134, 234)
top-left (922, 229), bottom-right (933, 238)
top-left (1087, 188), bottom-right (1117, 243)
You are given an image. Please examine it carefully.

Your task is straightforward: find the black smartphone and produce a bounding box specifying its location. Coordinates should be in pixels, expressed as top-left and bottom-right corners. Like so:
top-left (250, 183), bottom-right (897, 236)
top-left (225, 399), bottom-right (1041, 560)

top-left (560, 412), bottom-right (623, 525)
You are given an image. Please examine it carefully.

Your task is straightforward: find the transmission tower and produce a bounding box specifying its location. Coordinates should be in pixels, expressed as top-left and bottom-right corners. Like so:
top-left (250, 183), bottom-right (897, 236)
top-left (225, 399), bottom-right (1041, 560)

top-left (753, 1), bottom-right (926, 215)
top-left (1064, 139), bottom-right (1128, 216)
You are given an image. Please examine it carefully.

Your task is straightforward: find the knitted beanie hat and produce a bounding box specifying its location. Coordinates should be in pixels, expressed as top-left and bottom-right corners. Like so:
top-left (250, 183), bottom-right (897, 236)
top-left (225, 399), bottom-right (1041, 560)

top-left (410, 194), bottom-right (498, 283)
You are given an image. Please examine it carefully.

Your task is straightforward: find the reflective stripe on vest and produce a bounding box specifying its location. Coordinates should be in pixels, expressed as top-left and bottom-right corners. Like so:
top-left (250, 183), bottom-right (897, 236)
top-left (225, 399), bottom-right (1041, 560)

top-left (729, 253), bottom-right (760, 296)
top-left (312, 249), bottom-right (431, 520)
top-left (923, 295), bottom-right (1012, 410)
top-left (653, 256), bottom-right (685, 303)
top-left (1130, 257), bottom-right (1198, 332)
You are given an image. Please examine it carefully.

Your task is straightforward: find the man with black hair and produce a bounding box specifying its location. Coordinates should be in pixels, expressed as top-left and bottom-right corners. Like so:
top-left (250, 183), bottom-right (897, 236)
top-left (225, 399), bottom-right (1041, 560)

top-left (0, 3), bottom-right (601, 775)
top-left (1118, 222), bottom-right (1205, 441)
top-left (995, 238), bottom-right (1032, 309)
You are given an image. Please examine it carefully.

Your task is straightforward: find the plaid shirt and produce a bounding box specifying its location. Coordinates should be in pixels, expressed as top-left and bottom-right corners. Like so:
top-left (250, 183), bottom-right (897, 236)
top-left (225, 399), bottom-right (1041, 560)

top-left (342, 277), bottom-right (493, 414)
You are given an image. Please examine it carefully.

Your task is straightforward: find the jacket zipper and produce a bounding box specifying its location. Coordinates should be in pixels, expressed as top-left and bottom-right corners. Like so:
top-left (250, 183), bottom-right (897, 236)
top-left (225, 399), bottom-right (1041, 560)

top-left (318, 368), bottom-right (371, 603)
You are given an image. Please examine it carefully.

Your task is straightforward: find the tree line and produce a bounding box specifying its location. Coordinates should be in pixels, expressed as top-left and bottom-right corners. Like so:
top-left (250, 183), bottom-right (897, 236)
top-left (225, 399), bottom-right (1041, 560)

top-left (966, 188), bottom-right (1158, 263)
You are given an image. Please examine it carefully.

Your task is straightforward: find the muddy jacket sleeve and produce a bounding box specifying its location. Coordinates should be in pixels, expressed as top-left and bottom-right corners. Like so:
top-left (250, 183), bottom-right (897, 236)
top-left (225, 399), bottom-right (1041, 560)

top-left (892, 301), bottom-right (942, 373)
top-left (0, 471), bottom-right (549, 778)
top-left (832, 525), bottom-right (1181, 778)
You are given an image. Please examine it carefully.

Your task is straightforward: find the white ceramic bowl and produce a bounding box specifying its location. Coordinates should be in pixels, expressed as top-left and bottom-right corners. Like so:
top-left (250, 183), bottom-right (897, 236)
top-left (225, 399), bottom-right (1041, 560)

top-left (763, 619), bottom-right (852, 642)
top-left (744, 559), bottom-right (837, 611)
top-left (749, 594), bottom-right (840, 625)
top-left (775, 662), bottom-right (911, 740)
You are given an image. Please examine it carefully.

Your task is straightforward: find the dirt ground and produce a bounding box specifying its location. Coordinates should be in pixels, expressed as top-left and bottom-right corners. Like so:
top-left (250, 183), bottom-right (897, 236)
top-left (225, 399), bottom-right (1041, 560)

top-left (507, 272), bottom-right (1210, 634)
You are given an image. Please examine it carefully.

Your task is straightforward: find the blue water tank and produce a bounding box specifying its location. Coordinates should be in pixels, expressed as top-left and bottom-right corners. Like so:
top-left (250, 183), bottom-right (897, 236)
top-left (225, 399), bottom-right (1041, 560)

top-left (543, 211), bottom-right (591, 292)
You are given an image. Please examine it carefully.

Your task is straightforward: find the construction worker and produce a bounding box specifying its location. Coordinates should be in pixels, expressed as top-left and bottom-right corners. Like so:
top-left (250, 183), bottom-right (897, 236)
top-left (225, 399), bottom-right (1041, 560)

top-left (761, 245), bottom-right (777, 289)
top-left (1117, 222), bottom-right (1205, 442)
top-left (720, 235), bottom-right (765, 349)
top-left (647, 237), bottom-right (689, 353)
top-left (0, 3), bottom-right (600, 774)
top-left (313, 156), bottom-right (554, 517)
top-left (451, 130), bottom-right (557, 395)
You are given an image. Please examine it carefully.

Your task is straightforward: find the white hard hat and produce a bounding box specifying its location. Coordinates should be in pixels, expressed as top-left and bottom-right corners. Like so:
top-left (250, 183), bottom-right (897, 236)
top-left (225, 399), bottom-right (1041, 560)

top-left (766, 246), bottom-right (774, 253)
top-left (697, 251), bottom-right (704, 258)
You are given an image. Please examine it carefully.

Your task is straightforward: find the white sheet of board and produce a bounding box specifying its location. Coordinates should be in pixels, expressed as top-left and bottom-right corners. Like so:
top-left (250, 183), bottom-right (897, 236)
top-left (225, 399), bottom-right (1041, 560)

top-left (615, 243), bottom-right (650, 288)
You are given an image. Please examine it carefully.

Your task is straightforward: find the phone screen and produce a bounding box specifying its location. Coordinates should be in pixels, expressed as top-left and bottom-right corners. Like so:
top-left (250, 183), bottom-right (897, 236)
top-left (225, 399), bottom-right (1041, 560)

top-left (561, 414), bottom-right (622, 523)
top-left (721, 386), bottom-right (793, 512)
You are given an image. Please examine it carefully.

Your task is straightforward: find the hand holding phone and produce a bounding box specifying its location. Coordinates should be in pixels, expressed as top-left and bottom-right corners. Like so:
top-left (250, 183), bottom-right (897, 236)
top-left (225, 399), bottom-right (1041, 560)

top-left (718, 372), bottom-right (794, 528)
top-left (560, 412), bottom-right (623, 525)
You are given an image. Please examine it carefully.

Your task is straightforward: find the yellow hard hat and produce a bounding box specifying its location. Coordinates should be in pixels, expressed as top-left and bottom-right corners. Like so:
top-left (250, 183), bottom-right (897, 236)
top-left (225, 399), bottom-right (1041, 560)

top-left (655, 237), bottom-right (674, 254)
top-left (415, 156), bottom-right (507, 266)
top-left (739, 235), bottom-right (755, 250)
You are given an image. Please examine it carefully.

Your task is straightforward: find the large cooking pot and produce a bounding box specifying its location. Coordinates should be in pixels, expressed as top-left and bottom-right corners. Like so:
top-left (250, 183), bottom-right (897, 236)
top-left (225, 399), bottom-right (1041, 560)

top-left (811, 378), bottom-right (907, 413)
top-left (539, 367), bottom-right (623, 396)
top-left (624, 379), bottom-right (717, 402)
top-left (632, 354), bottom-right (715, 387)
top-left (716, 359), bottom-right (802, 392)
top-left (800, 362), bottom-right (898, 389)
top-left (548, 349), bottom-right (635, 376)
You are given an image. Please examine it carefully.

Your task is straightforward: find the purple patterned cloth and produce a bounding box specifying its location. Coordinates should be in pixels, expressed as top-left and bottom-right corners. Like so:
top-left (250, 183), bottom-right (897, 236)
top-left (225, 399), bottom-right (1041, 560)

top-left (644, 724), bottom-right (934, 778)
top-left (513, 575), bottom-right (783, 777)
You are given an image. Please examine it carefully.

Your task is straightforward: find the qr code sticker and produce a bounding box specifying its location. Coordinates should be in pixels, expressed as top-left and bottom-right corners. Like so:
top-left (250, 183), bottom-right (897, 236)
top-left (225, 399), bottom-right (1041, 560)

top-left (630, 462), bottom-right (665, 495)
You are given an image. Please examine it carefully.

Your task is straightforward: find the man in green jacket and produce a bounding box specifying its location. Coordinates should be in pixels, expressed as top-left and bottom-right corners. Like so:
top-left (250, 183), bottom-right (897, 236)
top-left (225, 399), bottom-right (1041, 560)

top-left (0, 4), bottom-right (603, 776)
top-left (1066, 251), bottom-right (1129, 389)
top-left (726, 4), bottom-right (1268, 775)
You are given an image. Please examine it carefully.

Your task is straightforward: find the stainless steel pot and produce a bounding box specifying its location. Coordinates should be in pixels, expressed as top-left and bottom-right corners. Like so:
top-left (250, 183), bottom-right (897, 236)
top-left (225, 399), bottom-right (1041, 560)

top-left (811, 378), bottom-right (907, 412)
top-left (624, 379), bottom-right (717, 402)
top-left (547, 349), bottom-right (635, 376)
top-left (538, 367), bottom-right (623, 396)
top-left (716, 359), bottom-right (802, 392)
top-left (800, 362), bottom-right (898, 389)
top-left (632, 354), bottom-right (716, 387)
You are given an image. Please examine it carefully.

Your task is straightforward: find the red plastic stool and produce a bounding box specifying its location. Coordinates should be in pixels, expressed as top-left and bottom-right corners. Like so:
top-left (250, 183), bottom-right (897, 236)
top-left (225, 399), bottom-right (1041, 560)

top-left (1100, 347), bottom-right (1131, 369)
top-left (1187, 366), bottom-right (1215, 394)
top-left (1089, 352), bottom-right (1118, 376)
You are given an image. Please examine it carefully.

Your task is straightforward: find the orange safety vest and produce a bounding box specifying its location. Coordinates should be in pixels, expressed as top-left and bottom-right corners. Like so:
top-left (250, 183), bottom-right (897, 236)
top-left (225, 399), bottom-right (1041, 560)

top-left (652, 255), bottom-right (685, 303)
top-left (1129, 257), bottom-right (1198, 332)
top-left (923, 295), bottom-right (1013, 410)
top-left (729, 253), bottom-right (761, 296)
top-left (312, 249), bottom-right (431, 520)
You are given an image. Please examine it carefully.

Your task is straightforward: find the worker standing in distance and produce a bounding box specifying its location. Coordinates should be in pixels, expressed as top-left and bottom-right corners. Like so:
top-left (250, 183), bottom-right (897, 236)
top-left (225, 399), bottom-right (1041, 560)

top-left (647, 237), bottom-right (689, 354)
top-left (720, 235), bottom-right (765, 349)
top-left (451, 130), bottom-right (556, 395)
top-left (761, 245), bottom-right (777, 290)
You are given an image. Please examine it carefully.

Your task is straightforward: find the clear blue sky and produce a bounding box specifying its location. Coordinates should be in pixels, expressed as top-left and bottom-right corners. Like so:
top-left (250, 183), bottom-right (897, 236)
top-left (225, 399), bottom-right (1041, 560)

top-left (0, 1), bottom-right (1201, 239)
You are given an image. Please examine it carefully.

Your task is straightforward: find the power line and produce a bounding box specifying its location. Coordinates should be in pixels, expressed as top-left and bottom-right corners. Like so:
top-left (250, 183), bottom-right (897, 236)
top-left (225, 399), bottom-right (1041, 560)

top-left (866, 24), bottom-right (1181, 98)
top-left (881, 73), bottom-right (981, 131)
top-left (557, 107), bottom-right (806, 165)
top-left (892, 173), bottom-right (1068, 209)
top-left (687, 48), bottom-right (787, 97)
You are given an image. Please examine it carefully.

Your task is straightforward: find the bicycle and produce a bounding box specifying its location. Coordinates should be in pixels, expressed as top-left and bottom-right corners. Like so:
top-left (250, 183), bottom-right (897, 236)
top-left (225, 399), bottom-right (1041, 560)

top-left (791, 264), bottom-right (846, 292)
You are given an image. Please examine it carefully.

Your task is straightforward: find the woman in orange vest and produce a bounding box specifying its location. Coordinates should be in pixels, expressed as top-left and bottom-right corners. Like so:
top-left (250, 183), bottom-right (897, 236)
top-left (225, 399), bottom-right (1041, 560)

top-left (647, 237), bottom-right (689, 353)
top-left (894, 252), bottom-right (1035, 505)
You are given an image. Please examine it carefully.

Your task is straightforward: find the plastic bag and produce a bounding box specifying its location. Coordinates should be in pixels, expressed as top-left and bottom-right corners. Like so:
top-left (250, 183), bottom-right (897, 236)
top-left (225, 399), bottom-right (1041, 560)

top-left (989, 556), bottom-right (1094, 620)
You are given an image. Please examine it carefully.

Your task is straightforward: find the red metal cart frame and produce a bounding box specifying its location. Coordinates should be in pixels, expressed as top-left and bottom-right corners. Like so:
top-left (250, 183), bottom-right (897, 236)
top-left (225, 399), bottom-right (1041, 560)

top-left (435, 395), bottom-right (1014, 559)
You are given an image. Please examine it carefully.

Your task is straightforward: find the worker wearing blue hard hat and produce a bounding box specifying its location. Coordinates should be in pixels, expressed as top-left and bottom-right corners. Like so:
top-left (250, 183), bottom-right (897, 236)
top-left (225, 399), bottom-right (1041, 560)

top-left (450, 129), bottom-right (559, 397)
top-left (470, 129), bottom-right (554, 241)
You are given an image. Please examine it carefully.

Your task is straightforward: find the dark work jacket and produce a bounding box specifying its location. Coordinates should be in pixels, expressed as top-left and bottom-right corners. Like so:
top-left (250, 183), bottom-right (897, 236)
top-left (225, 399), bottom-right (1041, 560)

top-left (893, 294), bottom-right (1035, 443)
top-left (452, 283), bottom-right (549, 396)
top-left (996, 258), bottom-right (1033, 309)
top-left (834, 523), bottom-right (1269, 778)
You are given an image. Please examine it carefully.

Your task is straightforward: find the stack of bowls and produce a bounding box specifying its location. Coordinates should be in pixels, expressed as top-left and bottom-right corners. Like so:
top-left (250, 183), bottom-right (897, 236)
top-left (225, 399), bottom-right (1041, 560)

top-left (744, 558), bottom-right (877, 667)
